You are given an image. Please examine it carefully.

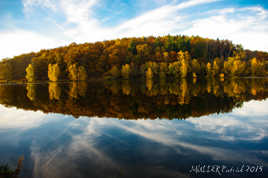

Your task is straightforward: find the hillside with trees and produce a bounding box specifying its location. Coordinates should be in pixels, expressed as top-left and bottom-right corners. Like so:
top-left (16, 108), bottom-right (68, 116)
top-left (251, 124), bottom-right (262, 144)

top-left (0, 35), bottom-right (268, 82)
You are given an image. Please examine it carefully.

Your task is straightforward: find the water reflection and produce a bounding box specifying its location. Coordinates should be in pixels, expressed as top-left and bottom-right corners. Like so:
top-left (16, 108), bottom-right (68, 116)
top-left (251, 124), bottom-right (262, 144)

top-left (0, 79), bottom-right (268, 178)
top-left (0, 78), bottom-right (267, 119)
top-left (0, 103), bottom-right (268, 177)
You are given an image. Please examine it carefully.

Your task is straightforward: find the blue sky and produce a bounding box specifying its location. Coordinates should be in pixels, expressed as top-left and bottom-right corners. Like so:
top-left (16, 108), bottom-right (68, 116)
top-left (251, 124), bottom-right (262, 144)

top-left (0, 0), bottom-right (268, 59)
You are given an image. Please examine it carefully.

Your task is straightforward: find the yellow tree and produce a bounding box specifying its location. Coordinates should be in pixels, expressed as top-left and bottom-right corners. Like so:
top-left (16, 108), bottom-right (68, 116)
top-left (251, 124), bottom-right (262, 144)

top-left (251, 57), bottom-right (265, 76)
top-left (146, 67), bottom-right (153, 80)
top-left (231, 59), bottom-right (246, 76)
top-left (26, 64), bottom-right (35, 82)
top-left (251, 58), bottom-right (258, 75)
top-left (206, 62), bottom-right (212, 77)
top-left (121, 64), bottom-right (131, 79)
top-left (224, 60), bottom-right (231, 75)
top-left (163, 52), bottom-right (169, 62)
top-left (136, 44), bottom-right (149, 58)
top-left (48, 64), bottom-right (61, 81)
top-left (108, 66), bottom-right (120, 78)
top-left (178, 51), bottom-right (190, 78)
top-left (68, 64), bottom-right (78, 81)
top-left (212, 57), bottom-right (221, 76)
top-left (180, 60), bottom-right (188, 78)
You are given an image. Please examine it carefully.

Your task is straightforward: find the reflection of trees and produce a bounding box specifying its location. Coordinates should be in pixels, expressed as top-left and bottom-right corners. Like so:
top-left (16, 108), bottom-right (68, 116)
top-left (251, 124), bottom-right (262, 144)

top-left (159, 78), bottom-right (168, 95)
top-left (178, 79), bottom-right (189, 105)
top-left (78, 82), bottom-right (87, 97)
top-left (108, 81), bottom-right (120, 95)
top-left (0, 78), bottom-right (268, 119)
top-left (26, 84), bottom-right (36, 101)
top-left (0, 156), bottom-right (23, 178)
top-left (212, 79), bottom-right (221, 96)
top-left (146, 78), bottom-right (153, 92)
top-left (69, 82), bottom-right (78, 99)
top-left (49, 82), bottom-right (61, 100)
top-left (69, 82), bottom-right (88, 99)
top-left (224, 79), bottom-right (246, 98)
top-left (122, 80), bottom-right (131, 95)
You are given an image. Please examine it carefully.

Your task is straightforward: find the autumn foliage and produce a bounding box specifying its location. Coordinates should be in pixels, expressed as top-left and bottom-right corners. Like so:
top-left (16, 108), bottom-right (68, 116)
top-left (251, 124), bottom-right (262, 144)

top-left (0, 35), bottom-right (267, 82)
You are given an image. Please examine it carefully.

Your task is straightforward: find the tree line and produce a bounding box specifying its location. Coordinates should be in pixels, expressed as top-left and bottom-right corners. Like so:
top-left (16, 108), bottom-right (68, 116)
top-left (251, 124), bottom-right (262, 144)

top-left (0, 35), bottom-right (267, 82)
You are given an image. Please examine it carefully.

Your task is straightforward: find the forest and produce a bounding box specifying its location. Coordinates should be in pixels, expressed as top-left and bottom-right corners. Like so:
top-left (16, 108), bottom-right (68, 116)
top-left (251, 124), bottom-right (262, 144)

top-left (0, 35), bottom-right (268, 82)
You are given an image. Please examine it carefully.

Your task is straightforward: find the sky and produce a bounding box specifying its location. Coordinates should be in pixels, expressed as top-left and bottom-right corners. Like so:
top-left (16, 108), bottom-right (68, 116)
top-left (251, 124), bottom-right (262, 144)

top-left (0, 0), bottom-right (268, 59)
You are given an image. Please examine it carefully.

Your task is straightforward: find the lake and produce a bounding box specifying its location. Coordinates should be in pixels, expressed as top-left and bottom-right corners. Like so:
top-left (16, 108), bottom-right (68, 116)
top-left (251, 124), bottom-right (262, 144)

top-left (0, 78), bottom-right (268, 178)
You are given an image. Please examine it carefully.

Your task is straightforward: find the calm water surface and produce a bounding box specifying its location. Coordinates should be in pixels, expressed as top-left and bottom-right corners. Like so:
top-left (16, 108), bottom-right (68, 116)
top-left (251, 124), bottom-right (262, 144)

top-left (0, 79), bottom-right (268, 178)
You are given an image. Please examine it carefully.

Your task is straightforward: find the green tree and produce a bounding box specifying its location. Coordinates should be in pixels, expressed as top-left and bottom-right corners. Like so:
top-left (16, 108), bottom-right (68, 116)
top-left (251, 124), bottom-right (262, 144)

top-left (168, 61), bottom-right (180, 78)
top-left (191, 59), bottom-right (201, 77)
top-left (159, 62), bottom-right (168, 80)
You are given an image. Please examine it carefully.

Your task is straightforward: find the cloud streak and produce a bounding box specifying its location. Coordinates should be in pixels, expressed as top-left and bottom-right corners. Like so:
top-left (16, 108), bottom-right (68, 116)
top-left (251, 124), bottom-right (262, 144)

top-left (1, 0), bottom-right (268, 59)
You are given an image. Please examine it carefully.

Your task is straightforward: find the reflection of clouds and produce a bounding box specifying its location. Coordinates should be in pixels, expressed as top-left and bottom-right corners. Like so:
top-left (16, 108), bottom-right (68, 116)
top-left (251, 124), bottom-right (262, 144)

top-left (104, 119), bottom-right (262, 162)
top-left (232, 99), bottom-right (268, 117)
top-left (0, 105), bottom-right (47, 130)
top-left (68, 119), bottom-right (119, 167)
top-left (185, 99), bottom-right (268, 142)
top-left (187, 115), bottom-right (268, 141)
top-left (31, 144), bottom-right (66, 178)
top-left (31, 118), bottom-right (121, 178)
top-left (2, 99), bottom-right (267, 177)
top-left (29, 117), bottom-right (192, 177)
top-left (25, 114), bottom-right (268, 177)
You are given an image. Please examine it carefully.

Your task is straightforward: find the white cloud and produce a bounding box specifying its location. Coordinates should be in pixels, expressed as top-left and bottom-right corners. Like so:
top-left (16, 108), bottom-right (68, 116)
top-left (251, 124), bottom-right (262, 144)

top-left (20, 0), bottom-right (219, 43)
top-left (0, 30), bottom-right (66, 59)
top-left (0, 105), bottom-right (47, 130)
top-left (184, 6), bottom-right (268, 51)
top-left (185, 99), bottom-right (268, 142)
top-left (1, 0), bottom-right (268, 59)
top-left (23, 0), bottom-right (57, 12)
top-left (188, 115), bottom-right (268, 141)
top-left (232, 99), bottom-right (268, 117)
top-left (82, 118), bottom-right (263, 162)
